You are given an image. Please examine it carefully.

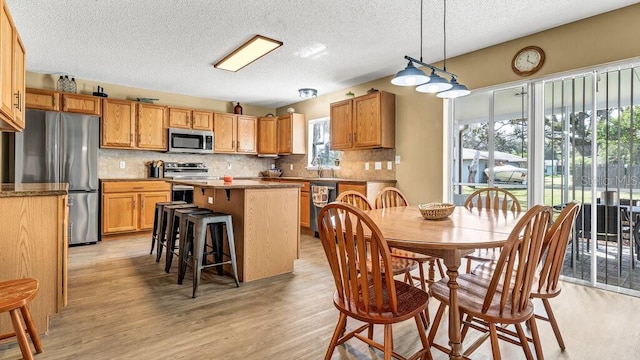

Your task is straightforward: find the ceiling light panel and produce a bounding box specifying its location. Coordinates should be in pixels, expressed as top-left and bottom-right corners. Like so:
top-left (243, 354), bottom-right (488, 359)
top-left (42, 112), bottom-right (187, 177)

top-left (215, 35), bottom-right (283, 72)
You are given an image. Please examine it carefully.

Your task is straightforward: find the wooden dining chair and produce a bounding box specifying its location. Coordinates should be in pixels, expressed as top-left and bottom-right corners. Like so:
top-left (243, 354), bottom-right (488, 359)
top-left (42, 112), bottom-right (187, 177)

top-left (318, 202), bottom-right (433, 360)
top-left (463, 187), bottom-right (522, 273)
top-left (428, 204), bottom-right (552, 360)
top-left (471, 201), bottom-right (581, 355)
top-left (530, 200), bottom-right (581, 351)
top-left (336, 191), bottom-right (419, 285)
top-left (373, 187), bottom-right (445, 289)
top-left (0, 278), bottom-right (43, 360)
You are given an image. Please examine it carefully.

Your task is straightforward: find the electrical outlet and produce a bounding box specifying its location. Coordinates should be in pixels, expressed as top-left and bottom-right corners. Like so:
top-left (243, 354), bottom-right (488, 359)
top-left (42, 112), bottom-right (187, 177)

top-left (290, 164), bottom-right (293, 170)
top-left (207, 197), bottom-right (214, 204)
top-left (365, 162), bottom-right (370, 170)
top-left (395, 155), bottom-right (401, 165)
top-left (374, 161), bottom-right (382, 170)
top-left (119, 161), bottom-right (125, 169)
top-left (227, 162), bottom-right (232, 170)
top-left (387, 161), bottom-right (393, 170)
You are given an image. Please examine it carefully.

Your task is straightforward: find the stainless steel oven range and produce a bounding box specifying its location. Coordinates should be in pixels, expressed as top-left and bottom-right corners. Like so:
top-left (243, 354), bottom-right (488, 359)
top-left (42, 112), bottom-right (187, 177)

top-left (163, 162), bottom-right (216, 203)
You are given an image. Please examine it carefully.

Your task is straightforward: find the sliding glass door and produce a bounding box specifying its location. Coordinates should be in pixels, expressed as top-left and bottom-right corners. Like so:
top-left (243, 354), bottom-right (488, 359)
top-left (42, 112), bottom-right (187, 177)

top-left (449, 61), bottom-right (640, 295)
top-left (544, 66), bottom-right (640, 294)
top-left (451, 85), bottom-right (529, 209)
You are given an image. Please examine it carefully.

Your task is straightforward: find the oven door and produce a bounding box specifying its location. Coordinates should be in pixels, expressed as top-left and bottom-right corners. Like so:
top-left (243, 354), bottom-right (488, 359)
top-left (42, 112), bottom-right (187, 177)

top-left (172, 184), bottom-right (194, 203)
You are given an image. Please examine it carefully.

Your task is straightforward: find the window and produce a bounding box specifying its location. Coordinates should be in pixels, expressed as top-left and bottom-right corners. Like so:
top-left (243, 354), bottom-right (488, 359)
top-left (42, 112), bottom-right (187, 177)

top-left (307, 117), bottom-right (341, 168)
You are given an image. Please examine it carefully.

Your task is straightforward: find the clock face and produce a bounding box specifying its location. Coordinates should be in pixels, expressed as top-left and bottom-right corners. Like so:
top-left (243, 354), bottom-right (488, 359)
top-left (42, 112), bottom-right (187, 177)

top-left (512, 46), bottom-right (545, 76)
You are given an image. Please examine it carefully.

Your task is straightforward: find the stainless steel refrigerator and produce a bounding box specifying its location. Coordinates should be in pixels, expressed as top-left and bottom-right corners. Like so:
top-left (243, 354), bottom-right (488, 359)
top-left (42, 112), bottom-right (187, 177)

top-left (15, 109), bottom-right (99, 245)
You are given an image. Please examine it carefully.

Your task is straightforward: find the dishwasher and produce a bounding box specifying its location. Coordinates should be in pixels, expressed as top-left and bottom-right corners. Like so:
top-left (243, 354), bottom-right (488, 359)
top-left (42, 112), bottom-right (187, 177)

top-left (310, 182), bottom-right (338, 237)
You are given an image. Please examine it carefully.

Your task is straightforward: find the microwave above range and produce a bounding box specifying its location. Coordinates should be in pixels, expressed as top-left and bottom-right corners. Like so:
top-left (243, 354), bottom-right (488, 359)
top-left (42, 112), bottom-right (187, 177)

top-left (167, 128), bottom-right (214, 154)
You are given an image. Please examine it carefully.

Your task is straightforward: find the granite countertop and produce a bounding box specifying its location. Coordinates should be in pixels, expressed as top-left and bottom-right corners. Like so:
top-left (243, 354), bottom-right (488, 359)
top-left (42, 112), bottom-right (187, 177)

top-left (0, 183), bottom-right (69, 197)
top-left (100, 178), bottom-right (170, 182)
top-left (168, 179), bottom-right (302, 189)
top-left (267, 177), bottom-right (397, 184)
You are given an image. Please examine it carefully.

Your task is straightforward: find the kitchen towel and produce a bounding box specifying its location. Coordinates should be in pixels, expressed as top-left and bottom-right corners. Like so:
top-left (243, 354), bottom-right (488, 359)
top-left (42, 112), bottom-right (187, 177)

top-left (312, 185), bottom-right (329, 207)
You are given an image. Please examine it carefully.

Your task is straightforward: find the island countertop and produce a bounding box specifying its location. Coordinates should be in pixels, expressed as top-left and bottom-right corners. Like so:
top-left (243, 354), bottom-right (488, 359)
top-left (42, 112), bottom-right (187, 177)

top-left (0, 183), bottom-right (69, 197)
top-left (168, 179), bottom-right (302, 189)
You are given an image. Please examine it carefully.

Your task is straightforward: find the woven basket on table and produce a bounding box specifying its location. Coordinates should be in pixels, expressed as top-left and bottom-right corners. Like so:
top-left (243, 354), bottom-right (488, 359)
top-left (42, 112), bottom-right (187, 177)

top-left (418, 203), bottom-right (455, 220)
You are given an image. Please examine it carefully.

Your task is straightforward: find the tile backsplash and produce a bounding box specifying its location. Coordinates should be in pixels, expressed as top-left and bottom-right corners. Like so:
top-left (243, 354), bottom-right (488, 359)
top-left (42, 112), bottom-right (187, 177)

top-left (276, 149), bottom-right (396, 180)
top-left (98, 149), bottom-right (274, 179)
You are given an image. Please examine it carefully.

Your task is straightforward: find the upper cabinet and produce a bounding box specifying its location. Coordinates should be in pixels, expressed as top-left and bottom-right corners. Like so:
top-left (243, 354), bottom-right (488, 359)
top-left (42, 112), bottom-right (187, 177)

top-left (257, 116), bottom-right (277, 155)
top-left (277, 113), bottom-right (306, 155)
top-left (214, 113), bottom-right (257, 154)
top-left (0, 0), bottom-right (25, 131)
top-left (330, 91), bottom-right (395, 150)
top-left (168, 107), bottom-right (213, 131)
top-left (25, 88), bottom-right (59, 111)
top-left (257, 113), bottom-right (306, 156)
top-left (101, 98), bottom-right (166, 150)
top-left (61, 93), bottom-right (102, 116)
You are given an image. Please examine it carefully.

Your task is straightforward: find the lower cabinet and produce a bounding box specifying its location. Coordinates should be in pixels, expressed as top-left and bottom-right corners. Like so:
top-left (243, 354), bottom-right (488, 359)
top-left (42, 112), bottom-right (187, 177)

top-left (299, 182), bottom-right (310, 227)
top-left (338, 181), bottom-right (396, 207)
top-left (101, 180), bottom-right (170, 236)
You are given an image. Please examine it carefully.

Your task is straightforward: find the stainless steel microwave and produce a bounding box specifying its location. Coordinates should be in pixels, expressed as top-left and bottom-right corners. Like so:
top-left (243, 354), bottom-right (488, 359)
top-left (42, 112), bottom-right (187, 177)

top-left (167, 128), bottom-right (214, 154)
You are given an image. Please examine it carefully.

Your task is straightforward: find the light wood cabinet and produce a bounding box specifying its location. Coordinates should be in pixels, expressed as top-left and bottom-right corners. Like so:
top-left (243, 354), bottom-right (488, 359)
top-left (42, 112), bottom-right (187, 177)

top-left (102, 192), bottom-right (138, 233)
top-left (258, 113), bottom-right (306, 155)
top-left (214, 113), bottom-right (257, 154)
top-left (257, 116), bottom-right (277, 155)
top-left (277, 113), bottom-right (306, 155)
top-left (102, 99), bottom-right (135, 148)
top-left (330, 91), bottom-right (395, 150)
top-left (101, 180), bottom-right (171, 236)
top-left (0, 193), bottom-right (68, 335)
top-left (192, 110), bottom-right (213, 130)
top-left (101, 99), bottom-right (167, 150)
top-left (168, 107), bottom-right (191, 129)
top-left (25, 88), bottom-right (59, 111)
top-left (299, 182), bottom-right (310, 228)
top-left (61, 93), bottom-right (102, 116)
top-left (0, 0), bottom-right (25, 131)
top-left (137, 103), bottom-right (166, 150)
top-left (168, 107), bottom-right (213, 131)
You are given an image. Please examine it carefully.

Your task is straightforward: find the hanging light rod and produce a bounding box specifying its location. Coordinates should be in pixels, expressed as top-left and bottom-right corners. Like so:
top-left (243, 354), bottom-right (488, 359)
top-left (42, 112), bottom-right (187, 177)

top-left (403, 55), bottom-right (458, 79)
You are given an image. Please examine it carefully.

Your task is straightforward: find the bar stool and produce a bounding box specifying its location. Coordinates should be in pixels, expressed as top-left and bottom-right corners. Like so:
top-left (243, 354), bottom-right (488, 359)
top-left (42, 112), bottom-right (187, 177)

top-left (165, 207), bottom-right (213, 273)
top-left (0, 278), bottom-right (42, 360)
top-left (179, 212), bottom-right (240, 298)
top-left (155, 203), bottom-right (197, 263)
top-left (150, 200), bottom-right (186, 255)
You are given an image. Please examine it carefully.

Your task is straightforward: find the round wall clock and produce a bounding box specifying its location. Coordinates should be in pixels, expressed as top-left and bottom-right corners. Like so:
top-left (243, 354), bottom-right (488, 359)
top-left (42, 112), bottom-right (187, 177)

top-left (512, 46), bottom-right (545, 76)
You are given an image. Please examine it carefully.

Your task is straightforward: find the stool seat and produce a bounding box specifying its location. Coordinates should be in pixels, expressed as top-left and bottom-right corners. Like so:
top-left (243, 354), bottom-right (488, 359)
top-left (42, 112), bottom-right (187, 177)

top-left (179, 212), bottom-right (240, 298)
top-left (156, 203), bottom-right (198, 263)
top-left (165, 207), bottom-right (213, 273)
top-left (0, 278), bottom-right (42, 360)
top-left (150, 200), bottom-right (186, 255)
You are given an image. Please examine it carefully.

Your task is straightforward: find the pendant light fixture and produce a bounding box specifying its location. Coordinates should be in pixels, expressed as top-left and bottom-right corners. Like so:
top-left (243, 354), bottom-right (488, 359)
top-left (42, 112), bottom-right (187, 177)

top-left (391, 0), bottom-right (469, 99)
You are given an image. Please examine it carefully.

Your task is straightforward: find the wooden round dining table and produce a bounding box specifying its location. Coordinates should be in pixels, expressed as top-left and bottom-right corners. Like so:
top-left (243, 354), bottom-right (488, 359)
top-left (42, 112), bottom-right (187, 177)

top-left (364, 205), bottom-right (523, 360)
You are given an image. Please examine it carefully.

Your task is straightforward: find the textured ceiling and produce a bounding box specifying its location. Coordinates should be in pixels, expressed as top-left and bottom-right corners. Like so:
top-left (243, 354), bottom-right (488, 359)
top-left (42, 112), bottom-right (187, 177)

top-left (6, 0), bottom-right (640, 108)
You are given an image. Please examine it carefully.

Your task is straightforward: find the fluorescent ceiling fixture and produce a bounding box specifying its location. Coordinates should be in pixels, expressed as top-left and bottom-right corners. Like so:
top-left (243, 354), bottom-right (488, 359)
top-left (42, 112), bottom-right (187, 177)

top-left (214, 35), bottom-right (283, 72)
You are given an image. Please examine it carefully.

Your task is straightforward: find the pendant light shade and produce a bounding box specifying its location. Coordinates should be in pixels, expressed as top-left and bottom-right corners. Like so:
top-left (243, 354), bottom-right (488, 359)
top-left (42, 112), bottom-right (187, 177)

top-left (415, 70), bottom-right (452, 93)
top-left (391, 0), bottom-right (469, 98)
top-left (436, 77), bottom-right (471, 99)
top-left (391, 61), bottom-right (430, 86)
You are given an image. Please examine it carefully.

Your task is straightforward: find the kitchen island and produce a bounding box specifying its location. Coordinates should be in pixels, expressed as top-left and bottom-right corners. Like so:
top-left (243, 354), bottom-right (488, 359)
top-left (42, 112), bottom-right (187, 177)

top-left (170, 179), bottom-right (301, 282)
top-left (0, 183), bottom-right (68, 337)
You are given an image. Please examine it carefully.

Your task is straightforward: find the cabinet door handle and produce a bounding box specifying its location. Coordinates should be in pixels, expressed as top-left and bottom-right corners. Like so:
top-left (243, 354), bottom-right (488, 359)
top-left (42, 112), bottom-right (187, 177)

top-left (141, 198), bottom-right (145, 208)
top-left (353, 133), bottom-right (357, 142)
top-left (237, 140), bottom-right (240, 149)
top-left (13, 92), bottom-right (19, 109)
top-left (130, 134), bottom-right (133, 143)
top-left (133, 186), bottom-right (144, 190)
top-left (132, 199), bottom-right (136, 207)
top-left (138, 134), bottom-right (141, 144)
top-left (53, 95), bottom-right (58, 108)
top-left (63, 97), bottom-right (68, 110)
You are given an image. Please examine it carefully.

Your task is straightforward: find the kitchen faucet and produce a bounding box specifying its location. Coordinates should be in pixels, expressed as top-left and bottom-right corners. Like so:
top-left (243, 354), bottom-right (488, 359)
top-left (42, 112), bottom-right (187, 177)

top-left (312, 156), bottom-right (323, 178)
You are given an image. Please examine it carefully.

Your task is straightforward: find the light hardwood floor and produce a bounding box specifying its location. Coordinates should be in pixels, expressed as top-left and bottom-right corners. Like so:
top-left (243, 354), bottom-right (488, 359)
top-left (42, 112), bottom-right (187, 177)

top-left (1, 234), bottom-right (639, 360)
